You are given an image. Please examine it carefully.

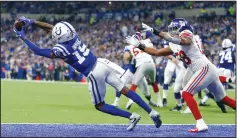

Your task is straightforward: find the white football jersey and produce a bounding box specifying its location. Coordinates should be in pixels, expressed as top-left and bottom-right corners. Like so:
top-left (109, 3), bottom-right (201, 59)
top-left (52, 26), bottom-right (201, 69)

top-left (169, 30), bottom-right (211, 72)
top-left (124, 39), bottom-right (154, 67)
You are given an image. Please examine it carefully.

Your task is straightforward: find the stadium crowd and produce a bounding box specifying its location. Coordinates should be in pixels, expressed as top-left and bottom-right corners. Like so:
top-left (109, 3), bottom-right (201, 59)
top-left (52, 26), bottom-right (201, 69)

top-left (1, 1), bottom-right (236, 82)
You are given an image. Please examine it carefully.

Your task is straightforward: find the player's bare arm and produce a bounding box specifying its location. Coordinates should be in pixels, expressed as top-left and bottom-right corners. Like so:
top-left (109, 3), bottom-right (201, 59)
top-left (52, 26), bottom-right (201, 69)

top-left (33, 21), bottom-right (54, 32)
top-left (125, 35), bottom-right (173, 57)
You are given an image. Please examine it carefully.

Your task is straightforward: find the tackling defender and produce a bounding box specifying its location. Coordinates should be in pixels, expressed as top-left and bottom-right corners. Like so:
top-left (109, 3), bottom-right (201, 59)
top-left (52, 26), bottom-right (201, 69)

top-left (13, 16), bottom-right (162, 130)
top-left (125, 18), bottom-right (236, 132)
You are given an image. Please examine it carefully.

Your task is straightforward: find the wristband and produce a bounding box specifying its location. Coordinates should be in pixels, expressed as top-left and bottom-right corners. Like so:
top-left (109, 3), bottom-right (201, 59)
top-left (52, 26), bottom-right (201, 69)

top-left (153, 28), bottom-right (160, 36)
top-left (138, 43), bottom-right (146, 51)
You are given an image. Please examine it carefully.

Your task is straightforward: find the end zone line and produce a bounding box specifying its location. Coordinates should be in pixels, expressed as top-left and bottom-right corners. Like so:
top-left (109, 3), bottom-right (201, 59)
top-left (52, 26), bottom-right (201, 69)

top-left (1, 123), bottom-right (235, 125)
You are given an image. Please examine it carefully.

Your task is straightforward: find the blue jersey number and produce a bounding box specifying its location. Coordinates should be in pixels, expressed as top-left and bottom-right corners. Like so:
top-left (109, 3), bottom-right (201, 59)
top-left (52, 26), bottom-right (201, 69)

top-left (219, 51), bottom-right (233, 64)
top-left (72, 39), bottom-right (90, 64)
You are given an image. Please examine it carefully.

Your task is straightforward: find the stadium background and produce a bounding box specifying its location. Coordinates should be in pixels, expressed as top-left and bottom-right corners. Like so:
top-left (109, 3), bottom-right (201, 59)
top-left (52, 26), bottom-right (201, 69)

top-left (1, 1), bottom-right (236, 137)
top-left (1, 1), bottom-right (236, 82)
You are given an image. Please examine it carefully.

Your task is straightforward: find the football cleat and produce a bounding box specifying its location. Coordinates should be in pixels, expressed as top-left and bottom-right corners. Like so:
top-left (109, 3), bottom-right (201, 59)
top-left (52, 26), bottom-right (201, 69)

top-left (170, 105), bottom-right (182, 111)
top-left (149, 110), bottom-right (162, 128)
top-left (188, 122), bottom-right (208, 133)
top-left (199, 102), bottom-right (210, 106)
top-left (188, 127), bottom-right (208, 133)
top-left (126, 99), bottom-right (135, 110)
top-left (162, 98), bottom-right (167, 107)
top-left (127, 113), bottom-right (141, 131)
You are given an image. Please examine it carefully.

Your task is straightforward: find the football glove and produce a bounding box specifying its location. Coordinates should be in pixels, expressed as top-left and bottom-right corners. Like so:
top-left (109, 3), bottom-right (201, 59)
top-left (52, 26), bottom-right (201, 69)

top-left (14, 27), bottom-right (26, 39)
top-left (142, 23), bottom-right (160, 35)
top-left (125, 35), bottom-right (141, 47)
top-left (18, 16), bottom-right (35, 28)
top-left (142, 23), bottom-right (154, 32)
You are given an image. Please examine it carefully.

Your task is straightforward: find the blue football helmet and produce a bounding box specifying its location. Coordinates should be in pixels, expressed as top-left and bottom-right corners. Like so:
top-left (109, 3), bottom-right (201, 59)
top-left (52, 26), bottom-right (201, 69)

top-left (168, 18), bottom-right (193, 35)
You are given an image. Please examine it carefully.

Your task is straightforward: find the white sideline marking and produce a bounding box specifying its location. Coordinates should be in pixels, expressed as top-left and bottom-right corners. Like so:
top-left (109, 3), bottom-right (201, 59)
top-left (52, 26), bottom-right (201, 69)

top-left (1, 79), bottom-right (88, 85)
top-left (1, 123), bottom-right (235, 125)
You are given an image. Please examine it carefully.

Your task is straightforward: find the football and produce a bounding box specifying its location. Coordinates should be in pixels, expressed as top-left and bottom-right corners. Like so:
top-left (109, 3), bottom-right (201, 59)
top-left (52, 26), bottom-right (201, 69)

top-left (14, 20), bottom-right (25, 31)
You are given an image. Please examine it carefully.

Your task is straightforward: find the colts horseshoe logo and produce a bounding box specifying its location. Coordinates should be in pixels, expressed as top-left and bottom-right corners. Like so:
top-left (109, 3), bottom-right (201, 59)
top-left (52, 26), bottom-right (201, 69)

top-left (55, 27), bottom-right (62, 35)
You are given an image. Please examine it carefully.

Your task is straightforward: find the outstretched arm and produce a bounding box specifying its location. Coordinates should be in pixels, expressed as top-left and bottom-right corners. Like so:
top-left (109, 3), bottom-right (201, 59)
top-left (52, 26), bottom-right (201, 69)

top-left (125, 35), bottom-right (173, 57)
top-left (33, 21), bottom-right (54, 32)
top-left (142, 46), bottom-right (173, 56)
top-left (18, 16), bottom-right (54, 32)
top-left (14, 27), bottom-right (55, 58)
top-left (141, 23), bottom-right (192, 45)
top-left (22, 37), bottom-right (55, 58)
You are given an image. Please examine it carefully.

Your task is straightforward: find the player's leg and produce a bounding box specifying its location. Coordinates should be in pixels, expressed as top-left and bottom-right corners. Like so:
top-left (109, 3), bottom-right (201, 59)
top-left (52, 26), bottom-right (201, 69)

top-left (106, 67), bottom-right (162, 128)
top-left (162, 66), bottom-right (174, 107)
top-left (138, 77), bottom-right (157, 107)
top-left (207, 78), bottom-right (236, 110)
top-left (125, 65), bottom-right (147, 109)
top-left (199, 89), bottom-right (227, 113)
top-left (88, 60), bottom-right (141, 130)
top-left (112, 70), bottom-right (133, 107)
top-left (146, 62), bottom-right (162, 107)
top-left (170, 65), bottom-right (185, 111)
top-left (182, 64), bottom-right (214, 132)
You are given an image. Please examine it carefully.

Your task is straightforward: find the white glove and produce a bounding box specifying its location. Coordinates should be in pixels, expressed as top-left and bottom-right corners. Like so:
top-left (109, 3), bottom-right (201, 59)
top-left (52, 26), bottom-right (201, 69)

top-left (142, 23), bottom-right (153, 32)
top-left (125, 35), bottom-right (141, 47)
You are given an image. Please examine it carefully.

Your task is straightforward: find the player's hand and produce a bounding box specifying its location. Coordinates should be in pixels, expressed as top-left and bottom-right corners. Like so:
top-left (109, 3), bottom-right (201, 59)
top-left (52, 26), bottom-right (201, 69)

top-left (13, 27), bottom-right (26, 39)
top-left (142, 23), bottom-right (153, 32)
top-left (18, 16), bottom-right (35, 28)
top-left (125, 35), bottom-right (141, 47)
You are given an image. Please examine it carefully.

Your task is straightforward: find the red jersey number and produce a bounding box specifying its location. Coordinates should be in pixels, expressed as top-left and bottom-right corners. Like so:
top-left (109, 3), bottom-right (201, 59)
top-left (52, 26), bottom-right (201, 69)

top-left (132, 47), bottom-right (142, 56)
top-left (176, 50), bottom-right (191, 65)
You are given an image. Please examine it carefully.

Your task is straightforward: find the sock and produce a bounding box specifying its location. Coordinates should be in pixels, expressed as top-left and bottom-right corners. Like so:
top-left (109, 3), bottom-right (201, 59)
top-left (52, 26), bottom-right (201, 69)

top-left (100, 103), bottom-right (131, 118)
top-left (219, 76), bottom-right (227, 83)
top-left (152, 83), bottom-right (159, 93)
top-left (130, 84), bottom-right (137, 92)
top-left (201, 95), bottom-right (209, 104)
top-left (174, 92), bottom-right (181, 106)
top-left (116, 91), bottom-right (122, 98)
top-left (125, 90), bottom-right (152, 113)
top-left (221, 96), bottom-right (236, 110)
top-left (182, 91), bottom-right (202, 120)
top-left (163, 84), bottom-right (169, 99)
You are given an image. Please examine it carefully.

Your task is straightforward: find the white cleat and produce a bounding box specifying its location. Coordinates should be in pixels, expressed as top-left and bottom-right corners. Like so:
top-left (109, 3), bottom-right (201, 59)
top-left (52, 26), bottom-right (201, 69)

top-left (181, 107), bottom-right (192, 114)
top-left (189, 119), bottom-right (208, 133)
top-left (127, 113), bottom-right (141, 131)
top-left (126, 99), bottom-right (135, 110)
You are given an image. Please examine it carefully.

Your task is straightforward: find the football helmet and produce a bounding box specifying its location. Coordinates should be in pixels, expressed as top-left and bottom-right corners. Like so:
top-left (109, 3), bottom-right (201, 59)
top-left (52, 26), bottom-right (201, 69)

top-left (168, 18), bottom-right (193, 35)
top-left (52, 21), bottom-right (77, 43)
top-left (222, 39), bottom-right (233, 49)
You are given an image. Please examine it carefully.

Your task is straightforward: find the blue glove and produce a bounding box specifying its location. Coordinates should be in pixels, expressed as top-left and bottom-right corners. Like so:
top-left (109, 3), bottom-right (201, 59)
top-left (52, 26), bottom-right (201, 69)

top-left (18, 16), bottom-right (35, 28)
top-left (13, 27), bottom-right (26, 39)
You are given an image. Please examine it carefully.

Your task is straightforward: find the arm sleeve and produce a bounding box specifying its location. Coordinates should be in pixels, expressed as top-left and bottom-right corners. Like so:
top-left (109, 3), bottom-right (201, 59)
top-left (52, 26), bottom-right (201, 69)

top-left (23, 38), bottom-right (52, 58)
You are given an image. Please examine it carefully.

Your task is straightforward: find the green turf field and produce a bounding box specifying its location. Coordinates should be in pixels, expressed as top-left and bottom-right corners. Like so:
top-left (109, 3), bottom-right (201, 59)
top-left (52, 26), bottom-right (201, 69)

top-left (1, 80), bottom-right (236, 124)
